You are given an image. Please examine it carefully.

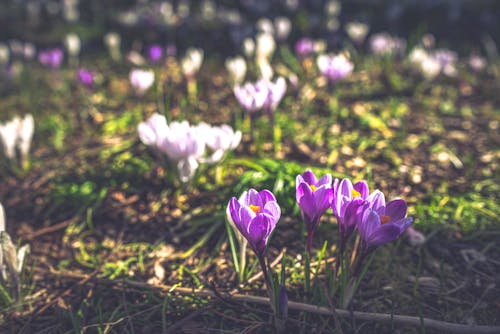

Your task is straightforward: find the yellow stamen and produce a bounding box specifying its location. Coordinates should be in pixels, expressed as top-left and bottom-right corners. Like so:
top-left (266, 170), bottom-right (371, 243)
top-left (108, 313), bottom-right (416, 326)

top-left (352, 189), bottom-right (361, 198)
top-left (381, 215), bottom-right (391, 224)
top-left (310, 185), bottom-right (317, 192)
top-left (249, 205), bottom-right (261, 213)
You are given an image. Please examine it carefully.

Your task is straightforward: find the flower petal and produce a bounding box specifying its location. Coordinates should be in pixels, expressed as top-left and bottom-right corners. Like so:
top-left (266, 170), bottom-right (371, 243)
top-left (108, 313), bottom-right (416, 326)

top-left (386, 199), bottom-right (407, 221)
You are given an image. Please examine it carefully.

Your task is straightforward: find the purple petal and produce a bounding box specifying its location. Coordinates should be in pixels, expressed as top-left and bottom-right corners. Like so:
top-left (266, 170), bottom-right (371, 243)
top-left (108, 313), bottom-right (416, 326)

top-left (367, 224), bottom-right (403, 248)
top-left (301, 170), bottom-right (317, 185)
top-left (313, 186), bottom-right (333, 213)
top-left (367, 190), bottom-right (385, 212)
top-left (353, 181), bottom-right (369, 199)
top-left (358, 208), bottom-right (380, 243)
top-left (244, 188), bottom-right (261, 207)
top-left (229, 198), bottom-right (242, 229)
top-left (386, 199), bottom-right (407, 221)
top-left (259, 189), bottom-right (277, 204)
top-left (263, 201), bottom-right (281, 223)
top-left (317, 174), bottom-right (333, 187)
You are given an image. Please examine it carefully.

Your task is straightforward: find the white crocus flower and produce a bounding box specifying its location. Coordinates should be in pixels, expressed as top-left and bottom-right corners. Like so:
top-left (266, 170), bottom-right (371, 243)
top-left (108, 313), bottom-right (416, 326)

top-left (420, 56), bottom-right (441, 79)
top-left (64, 33), bottom-right (81, 58)
top-left (159, 121), bottom-right (206, 183)
top-left (181, 48), bottom-right (204, 78)
top-left (0, 118), bottom-right (20, 160)
top-left (18, 114), bottom-right (34, 163)
top-left (225, 56), bottom-right (247, 86)
top-left (345, 21), bottom-right (369, 45)
top-left (129, 69), bottom-right (155, 95)
top-left (202, 124), bottom-right (242, 163)
top-left (256, 32), bottom-right (276, 62)
top-left (137, 113), bottom-right (169, 147)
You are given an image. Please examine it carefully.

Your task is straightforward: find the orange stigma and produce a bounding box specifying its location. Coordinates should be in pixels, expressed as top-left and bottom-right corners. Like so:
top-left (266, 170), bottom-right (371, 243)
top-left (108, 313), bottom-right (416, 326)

top-left (249, 205), bottom-right (261, 213)
top-left (352, 189), bottom-right (361, 198)
top-left (381, 215), bottom-right (391, 224)
top-left (310, 184), bottom-right (317, 192)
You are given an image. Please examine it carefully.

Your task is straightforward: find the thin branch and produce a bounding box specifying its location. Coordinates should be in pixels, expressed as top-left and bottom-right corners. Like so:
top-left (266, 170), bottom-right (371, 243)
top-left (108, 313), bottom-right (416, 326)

top-left (43, 269), bottom-right (500, 334)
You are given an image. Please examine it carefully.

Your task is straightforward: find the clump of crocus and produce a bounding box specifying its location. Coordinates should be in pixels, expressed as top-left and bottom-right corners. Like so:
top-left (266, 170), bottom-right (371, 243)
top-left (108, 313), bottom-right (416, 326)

top-left (296, 170), bottom-right (333, 255)
top-left (38, 48), bottom-right (64, 69)
top-left (138, 114), bottom-right (241, 183)
top-left (369, 33), bottom-right (406, 57)
top-left (129, 69), bottom-right (155, 95)
top-left (316, 53), bottom-right (354, 83)
top-left (0, 114), bottom-right (34, 172)
top-left (77, 68), bottom-right (96, 89)
top-left (408, 47), bottom-right (458, 79)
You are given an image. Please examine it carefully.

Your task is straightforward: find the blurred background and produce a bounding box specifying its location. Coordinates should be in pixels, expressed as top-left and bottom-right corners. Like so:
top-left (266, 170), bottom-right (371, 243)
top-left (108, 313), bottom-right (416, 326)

top-left (1, 0), bottom-right (499, 57)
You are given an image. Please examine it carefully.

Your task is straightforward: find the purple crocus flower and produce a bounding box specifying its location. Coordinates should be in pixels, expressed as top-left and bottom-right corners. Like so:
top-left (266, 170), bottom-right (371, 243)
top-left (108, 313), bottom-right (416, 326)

top-left (148, 44), bottom-right (163, 63)
top-left (38, 48), bottom-right (64, 69)
top-left (77, 68), bottom-right (95, 88)
top-left (228, 189), bottom-right (281, 259)
top-left (332, 178), bottom-right (369, 248)
top-left (295, 38), bottom-right (315, 57)
top-left (357, 194), bottom-right (413, 253)
top-left (296, 170), bottom-right (333, 254)
top-left (316, 53), bottom-right (354, 82)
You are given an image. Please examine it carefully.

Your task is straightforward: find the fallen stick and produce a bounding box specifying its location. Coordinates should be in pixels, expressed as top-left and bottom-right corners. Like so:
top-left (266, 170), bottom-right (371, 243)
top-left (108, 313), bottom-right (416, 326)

top-left (41, 269), bottom-right (500, 334)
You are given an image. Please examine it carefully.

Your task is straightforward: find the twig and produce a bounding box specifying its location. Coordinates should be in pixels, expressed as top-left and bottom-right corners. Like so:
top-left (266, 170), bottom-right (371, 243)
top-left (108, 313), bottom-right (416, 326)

top-left (25, 218), bottom-right (76, 240)
top-left (43, 270), bottom-right (500, 334)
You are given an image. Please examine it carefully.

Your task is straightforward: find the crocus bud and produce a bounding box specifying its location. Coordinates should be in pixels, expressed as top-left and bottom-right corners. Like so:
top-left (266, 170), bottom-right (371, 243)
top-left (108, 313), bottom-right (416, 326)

top-left (242, 38), bottom-right (255, 58)
top-left (64, 33), bottom-right (81, 58)
top-left (104, 32), bottom-right (122, 61)
top-left (274, 16), bottom-right (291, 41)
top-left (225, 56), bottom-right (247, 86)
top-left (256, 18), bottom-right (275, 35)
